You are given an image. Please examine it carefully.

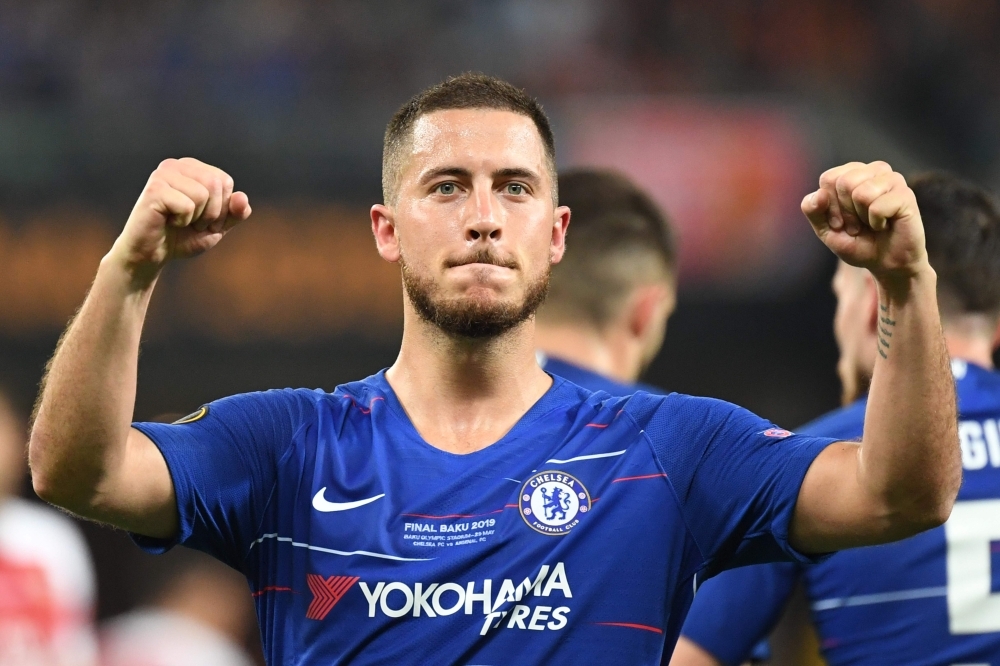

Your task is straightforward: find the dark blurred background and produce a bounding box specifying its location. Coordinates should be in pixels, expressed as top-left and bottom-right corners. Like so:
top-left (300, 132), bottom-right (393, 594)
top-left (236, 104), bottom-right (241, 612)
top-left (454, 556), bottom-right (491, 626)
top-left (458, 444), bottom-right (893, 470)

top-left (2, 0), bottom-right (998, 662)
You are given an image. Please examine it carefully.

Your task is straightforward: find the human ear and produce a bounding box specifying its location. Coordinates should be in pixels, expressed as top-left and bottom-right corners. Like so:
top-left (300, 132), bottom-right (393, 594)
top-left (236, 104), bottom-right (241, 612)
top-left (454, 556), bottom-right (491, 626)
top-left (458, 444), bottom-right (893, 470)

top-left (371, 204), bottom-right (400, 263)
top-left (629, 284), bottom-right (672, 339)
top-left (549, 205), bottom-right (571, 264)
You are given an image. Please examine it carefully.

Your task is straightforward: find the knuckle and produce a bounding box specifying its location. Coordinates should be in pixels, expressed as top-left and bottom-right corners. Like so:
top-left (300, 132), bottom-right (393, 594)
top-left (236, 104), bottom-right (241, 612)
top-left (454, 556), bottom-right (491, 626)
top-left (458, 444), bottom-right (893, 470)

top-left (145, 179), bottom-right (169, 198)
top-left (157, 157), bottom-right (177, 170)
top-left (870, 160), bottom-right (892, 172)
top-left (852, 184), bottom-right (873, 204)
top-left (840, 169), bottom-right (870, 193)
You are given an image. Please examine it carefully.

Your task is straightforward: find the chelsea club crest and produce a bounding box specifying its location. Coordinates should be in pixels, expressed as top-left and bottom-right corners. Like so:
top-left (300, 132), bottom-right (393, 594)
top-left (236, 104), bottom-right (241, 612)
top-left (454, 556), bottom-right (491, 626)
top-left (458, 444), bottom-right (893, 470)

top-left (519, 471), bottom-right (591, 536)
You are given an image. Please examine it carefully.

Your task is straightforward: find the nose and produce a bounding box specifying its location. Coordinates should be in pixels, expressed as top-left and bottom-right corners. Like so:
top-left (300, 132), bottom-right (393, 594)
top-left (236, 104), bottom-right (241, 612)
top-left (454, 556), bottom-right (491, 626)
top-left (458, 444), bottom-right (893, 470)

top-left (466, 183), bottom-right (502, 242)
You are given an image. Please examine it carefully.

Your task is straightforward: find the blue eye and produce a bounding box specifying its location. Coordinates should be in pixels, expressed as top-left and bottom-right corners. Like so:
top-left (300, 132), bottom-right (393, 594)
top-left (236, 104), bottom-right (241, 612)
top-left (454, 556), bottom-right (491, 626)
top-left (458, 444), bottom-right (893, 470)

top-left (437, 183), bottom-right (456, 195)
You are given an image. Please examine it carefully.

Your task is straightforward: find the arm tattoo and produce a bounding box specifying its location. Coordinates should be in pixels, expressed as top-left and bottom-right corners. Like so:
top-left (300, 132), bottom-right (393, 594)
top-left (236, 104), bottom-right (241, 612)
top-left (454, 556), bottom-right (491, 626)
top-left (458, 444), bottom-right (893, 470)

top-left (878, 301), bottom-right (895, 359)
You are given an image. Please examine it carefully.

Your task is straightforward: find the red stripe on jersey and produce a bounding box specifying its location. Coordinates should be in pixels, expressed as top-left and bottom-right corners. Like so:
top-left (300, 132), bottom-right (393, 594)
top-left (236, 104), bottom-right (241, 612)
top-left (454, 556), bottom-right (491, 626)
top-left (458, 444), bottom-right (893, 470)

top-left (592, 621), bottom-right (663, 634)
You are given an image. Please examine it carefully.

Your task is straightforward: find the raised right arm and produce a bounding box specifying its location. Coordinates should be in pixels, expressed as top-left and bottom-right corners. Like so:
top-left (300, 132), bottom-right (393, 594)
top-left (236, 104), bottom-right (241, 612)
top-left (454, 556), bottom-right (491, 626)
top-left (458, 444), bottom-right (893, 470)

top-left (28, 158), bottom-right (251, 539)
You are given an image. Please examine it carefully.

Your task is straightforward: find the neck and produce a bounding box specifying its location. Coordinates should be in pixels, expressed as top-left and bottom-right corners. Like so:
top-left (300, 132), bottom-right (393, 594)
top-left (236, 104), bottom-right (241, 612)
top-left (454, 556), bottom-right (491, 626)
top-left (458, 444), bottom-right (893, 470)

top-left (945, 335), bottom-right (995, 370)
top-left (535, 321), bottom-right (639, 383)
top-left (386, 309), bottom-right (552, 454)
top-left (942, 314), bottom-right (996, 369)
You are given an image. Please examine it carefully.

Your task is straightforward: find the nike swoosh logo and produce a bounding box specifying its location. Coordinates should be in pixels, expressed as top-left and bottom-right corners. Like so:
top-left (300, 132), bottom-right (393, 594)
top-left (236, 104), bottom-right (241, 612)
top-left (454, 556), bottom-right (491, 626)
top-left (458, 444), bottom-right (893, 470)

top-left (312, 488), bottom-right (385, 513)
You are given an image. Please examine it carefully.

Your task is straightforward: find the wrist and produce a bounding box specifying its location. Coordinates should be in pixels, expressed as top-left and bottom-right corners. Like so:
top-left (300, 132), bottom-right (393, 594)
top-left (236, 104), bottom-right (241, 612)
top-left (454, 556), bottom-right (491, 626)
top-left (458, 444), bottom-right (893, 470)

top-left (873, 261), bottom-right (937, 304)
top-left (100, 246), bottom-right (163, 295)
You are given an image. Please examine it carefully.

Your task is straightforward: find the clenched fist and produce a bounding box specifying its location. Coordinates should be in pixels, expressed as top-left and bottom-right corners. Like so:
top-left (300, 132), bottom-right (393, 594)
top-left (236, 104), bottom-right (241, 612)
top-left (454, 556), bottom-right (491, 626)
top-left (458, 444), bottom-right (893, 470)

top-left (109, 158), bottom-right (251, 278)
top-left (803, 161), bottom-right (929, 282)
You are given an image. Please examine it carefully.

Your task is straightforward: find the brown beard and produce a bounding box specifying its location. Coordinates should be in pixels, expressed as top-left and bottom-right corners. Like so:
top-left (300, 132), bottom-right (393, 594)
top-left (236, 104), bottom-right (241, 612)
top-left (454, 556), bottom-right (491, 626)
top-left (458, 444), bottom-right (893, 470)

top-left (401, 254), bottom-right (549, 339)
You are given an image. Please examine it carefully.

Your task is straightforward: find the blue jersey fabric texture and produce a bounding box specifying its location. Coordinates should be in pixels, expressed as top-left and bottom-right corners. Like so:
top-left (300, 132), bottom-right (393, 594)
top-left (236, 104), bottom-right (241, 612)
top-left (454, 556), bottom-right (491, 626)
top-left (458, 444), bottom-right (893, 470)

top-left (539, 354), bottom-right (662, 396)
top-left (132, 370), bottom-right (835, 665)
top-left (680, 360), bottom-right (1000, 666)
top-left (542, 354), bottom-right (769, 662)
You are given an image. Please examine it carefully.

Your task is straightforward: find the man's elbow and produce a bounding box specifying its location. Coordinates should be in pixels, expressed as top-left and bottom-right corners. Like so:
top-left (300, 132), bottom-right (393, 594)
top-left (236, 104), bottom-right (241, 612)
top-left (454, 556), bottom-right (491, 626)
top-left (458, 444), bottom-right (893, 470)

top-left (30, 468), bottom-right (99, 516)
top-left (909, 495), bottom-right (955, 532)
top-left (30, 469), bottom-right (58, 505)
top-left (894, 476), bottom-right (960, 535)
top-left (28, 449), bottom-right (70, 508)
top-left (28, 432), bottom-right (95, 513)
top-left (28, 432), bottom-right (56, 502)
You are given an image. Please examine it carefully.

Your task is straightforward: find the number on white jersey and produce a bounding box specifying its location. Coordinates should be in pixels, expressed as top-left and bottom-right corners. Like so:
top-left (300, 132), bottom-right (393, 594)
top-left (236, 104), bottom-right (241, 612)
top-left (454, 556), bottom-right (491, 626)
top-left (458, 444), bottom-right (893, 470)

top-left (945, 499), bottom-right (1000, 633)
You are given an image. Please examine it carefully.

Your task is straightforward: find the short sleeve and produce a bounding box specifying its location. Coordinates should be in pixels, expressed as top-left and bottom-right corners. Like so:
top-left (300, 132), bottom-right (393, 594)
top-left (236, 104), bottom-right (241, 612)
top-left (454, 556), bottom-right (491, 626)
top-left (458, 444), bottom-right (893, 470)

top-left (130, 388), bottom-right (319, 569)
top-left (628, 393), bottom-right (836, 574)
top-left (680, 563), bottom-right (800, 666)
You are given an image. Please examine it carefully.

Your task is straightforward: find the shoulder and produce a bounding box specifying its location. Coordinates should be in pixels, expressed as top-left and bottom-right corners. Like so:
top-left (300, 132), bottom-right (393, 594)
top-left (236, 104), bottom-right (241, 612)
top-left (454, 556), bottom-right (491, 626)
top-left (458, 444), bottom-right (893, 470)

top-left (330, 373), bottom-right (393, 415)
top-left (196, 386), bottom-right (330, 417)
top-left (797, 398), bottom-right (867, 439)
top-left (620, 391), bottom-right (749, 431)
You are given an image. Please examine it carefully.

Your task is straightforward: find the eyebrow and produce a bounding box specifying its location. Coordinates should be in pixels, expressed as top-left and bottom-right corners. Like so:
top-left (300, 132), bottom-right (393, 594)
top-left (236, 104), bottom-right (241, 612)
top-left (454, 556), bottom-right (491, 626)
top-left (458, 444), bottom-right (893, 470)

top-left (419, 166), bottom-right (473, 185)
top-left (418, 166), bottom-right (542, 186)
top-left (494, 167), bottom-right (541, 183)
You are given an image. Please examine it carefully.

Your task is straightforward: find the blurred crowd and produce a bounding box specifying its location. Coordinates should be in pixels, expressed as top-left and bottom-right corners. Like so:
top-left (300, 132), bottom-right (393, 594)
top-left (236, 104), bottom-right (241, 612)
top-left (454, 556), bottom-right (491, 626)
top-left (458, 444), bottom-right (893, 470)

top-left (0, 0), bottom-right (999, 207)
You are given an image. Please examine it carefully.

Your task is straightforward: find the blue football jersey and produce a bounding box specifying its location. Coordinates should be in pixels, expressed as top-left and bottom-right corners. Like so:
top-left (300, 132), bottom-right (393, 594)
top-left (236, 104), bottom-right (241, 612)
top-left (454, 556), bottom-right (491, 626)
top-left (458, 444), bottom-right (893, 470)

top-left (541, 354), bottom-right (770, 663)
top-left (680, 360), bottom-right (1000, 666)
top-left (132, 371), bottom-right (834, 665)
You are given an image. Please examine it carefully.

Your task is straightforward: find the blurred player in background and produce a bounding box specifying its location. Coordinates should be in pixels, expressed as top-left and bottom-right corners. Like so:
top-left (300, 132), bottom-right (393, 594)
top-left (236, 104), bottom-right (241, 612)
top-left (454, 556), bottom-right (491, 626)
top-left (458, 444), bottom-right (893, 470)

top-left (28, 74), bottom-right (961, 664)
top-left (0, 385), bottom-right (98, 666)
top-left (536, 168), bottom-right (676, 394)
top-left (672, 172), bottom-right (1000, 666)
top-left (101, 555), bottom-right (257, 666)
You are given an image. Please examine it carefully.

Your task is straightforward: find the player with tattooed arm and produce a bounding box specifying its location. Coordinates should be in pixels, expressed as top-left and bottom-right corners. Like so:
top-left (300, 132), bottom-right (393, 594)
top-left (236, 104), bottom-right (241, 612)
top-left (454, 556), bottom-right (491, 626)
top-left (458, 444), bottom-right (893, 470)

top-left (673, 172), bottom-right (1000, 666)
top-left (28, 75), bottom-right (959, 664)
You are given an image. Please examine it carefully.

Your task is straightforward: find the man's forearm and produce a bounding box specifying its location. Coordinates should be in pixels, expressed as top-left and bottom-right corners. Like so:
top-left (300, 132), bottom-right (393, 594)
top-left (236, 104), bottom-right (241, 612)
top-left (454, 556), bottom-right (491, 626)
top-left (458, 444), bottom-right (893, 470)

top-left (861, 265), bottom-right (960, 532)
top-left (29, 255), bottom-right (156, 512)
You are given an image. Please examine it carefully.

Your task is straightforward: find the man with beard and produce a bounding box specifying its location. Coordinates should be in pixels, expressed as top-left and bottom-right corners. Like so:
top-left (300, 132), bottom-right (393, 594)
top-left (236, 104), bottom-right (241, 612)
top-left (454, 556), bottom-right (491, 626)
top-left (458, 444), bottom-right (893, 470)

top-left (29, 74), bottom-right (960, 665)
top-left (535, 168), bottom-right (676, 395)
top-left (672, 172), bottom-right (1000, 666)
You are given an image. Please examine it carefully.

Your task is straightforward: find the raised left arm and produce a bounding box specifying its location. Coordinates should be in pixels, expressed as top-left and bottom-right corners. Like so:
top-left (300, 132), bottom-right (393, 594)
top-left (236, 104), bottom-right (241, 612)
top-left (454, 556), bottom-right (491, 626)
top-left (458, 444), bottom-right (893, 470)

top-left (790, 161), bottom-right (961, 553)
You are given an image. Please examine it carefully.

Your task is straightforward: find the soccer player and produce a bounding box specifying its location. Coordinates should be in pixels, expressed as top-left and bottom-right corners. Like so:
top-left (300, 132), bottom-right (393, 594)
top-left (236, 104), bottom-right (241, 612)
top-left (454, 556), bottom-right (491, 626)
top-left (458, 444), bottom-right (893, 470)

top-left (28, 74), bottom-right (960, 664)
top-left (672, 172), bottom-right (1000, 666)
top-left (536, 168), bottom-right (676, 394)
